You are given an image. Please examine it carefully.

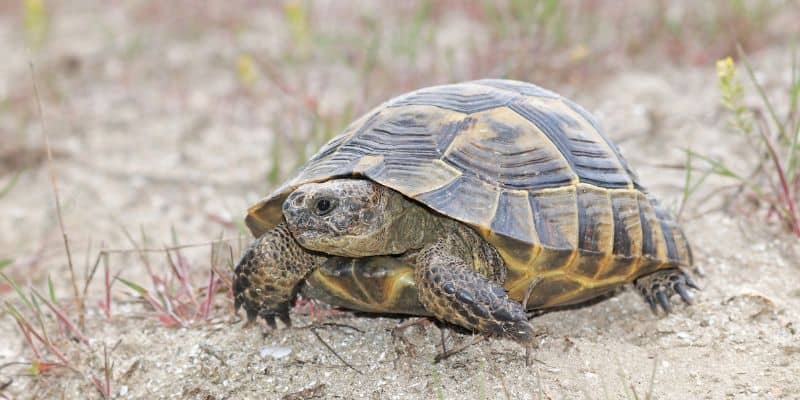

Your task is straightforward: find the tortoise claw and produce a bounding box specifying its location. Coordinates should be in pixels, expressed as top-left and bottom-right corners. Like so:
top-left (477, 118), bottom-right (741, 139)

top-left (278, 309), bottom-right (292, 328)
top-left (256, 304), bottom-right (291, 329)
top-left (260, 311), bottom-right (278, 329)
top-left (234, 288), bottom-right (292, 328)
top-left (634, 268), bottom-right (699, 316)
top-left (675, 282), bottom-right (693, 304)
top-left (645, 295), bottom-right (658, 314)
top-left (245, 305), bottom-right (259, 322)
top-left (684, 275), bottom-right (701, 290)
top-left (656, 290), bottom-right (672, 314)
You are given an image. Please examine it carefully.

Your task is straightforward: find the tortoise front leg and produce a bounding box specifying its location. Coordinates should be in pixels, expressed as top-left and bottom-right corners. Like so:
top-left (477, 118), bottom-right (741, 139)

top-left (414, 238), bottom-right (535, 345)
top-left (233, 222), bottom-right (325, 328)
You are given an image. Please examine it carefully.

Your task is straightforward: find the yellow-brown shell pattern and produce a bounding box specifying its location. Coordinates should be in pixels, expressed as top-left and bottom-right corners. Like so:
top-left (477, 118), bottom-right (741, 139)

top-left (246, 79), bottom-right (693, 310)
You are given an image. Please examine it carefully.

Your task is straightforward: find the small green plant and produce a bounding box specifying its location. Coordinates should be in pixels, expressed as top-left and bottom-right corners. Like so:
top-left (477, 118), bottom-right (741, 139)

top-left (431, 366), bottom-right (445, 400)
top-left (717, 57), bottom-right (753, 135)
top-left (2, 271), bottom-right (112, 398)
top-left (283, 0), bottom-right (312, 60)
top-left (115, 237), bottom-right (231, 328)
top-left (23, 0), bottom-right (49, 50)
top-left (686, 46), bottom-right (800, 236)
top-left (475, 360), bottom-right (487, 399)
top-left (0, 171), bottom-right (21, 198)
top-left (235, 53), bottom-right (260, 89)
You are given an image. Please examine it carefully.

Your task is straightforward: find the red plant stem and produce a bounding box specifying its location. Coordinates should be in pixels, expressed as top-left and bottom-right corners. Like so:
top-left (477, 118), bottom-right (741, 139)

top-left (165, 250), bottom-right (198, 309)
top-left (756, 114), bottom-right (800, 236)
top-left (13, 313), bottom-right (71, 366)
top-left (201, 269), bottom-right (216, 320)
top-left (104, 344), bottom-right (111, 399)
top-left (34, 291), bottom-right (89, 345)
top-left (12, 317), bottom-right (43, 359)
top-left (142, 290), bottom-right (185, 326)
top-left (90, 376), bottom-right (109, 399)
top-left (104, 260), bottom-right (111, 319)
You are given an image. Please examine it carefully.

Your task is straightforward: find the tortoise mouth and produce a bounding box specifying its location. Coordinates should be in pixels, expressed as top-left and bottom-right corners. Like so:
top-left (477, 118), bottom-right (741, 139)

top-left (283, 206), bottom-right (330, 242)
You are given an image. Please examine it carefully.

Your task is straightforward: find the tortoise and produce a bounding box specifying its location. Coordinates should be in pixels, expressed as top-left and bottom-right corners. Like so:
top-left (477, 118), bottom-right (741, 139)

top-left (233, 79), bottom-right (697, 346)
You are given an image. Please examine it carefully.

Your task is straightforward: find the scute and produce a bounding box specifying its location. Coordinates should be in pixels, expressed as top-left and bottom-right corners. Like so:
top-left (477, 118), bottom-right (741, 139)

top-left (471, 79), bottom-right (560, 98)
top-left (575, 184), bottom-right (614, 253)
top-left (387, 82), bottom-right (519, 114)
top-left (246, 79), bottom-right (692, 309)
top-left (490, 189), bottom-right (538, 246)
top-left (442, 107), bottom-right (577, 190)
top-left (528, 187), bottom-right (579, 251)
top-left (563, 98), bottom-right (644, 190)
top-left (508, 97), bottom-right (633, 188)
top-left (416, 174), bottom-right (500, 230)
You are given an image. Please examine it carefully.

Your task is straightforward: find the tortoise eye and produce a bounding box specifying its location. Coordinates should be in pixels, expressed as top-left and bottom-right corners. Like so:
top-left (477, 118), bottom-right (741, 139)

top-left (313, 197), bottom-right (337, 216)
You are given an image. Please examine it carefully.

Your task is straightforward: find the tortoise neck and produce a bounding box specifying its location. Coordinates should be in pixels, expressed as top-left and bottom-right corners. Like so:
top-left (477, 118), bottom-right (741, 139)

top-left (392, 199), bottom-right (459, 251)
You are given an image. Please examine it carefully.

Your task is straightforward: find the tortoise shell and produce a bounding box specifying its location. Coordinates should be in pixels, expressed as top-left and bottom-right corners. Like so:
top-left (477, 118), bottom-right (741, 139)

top-left (246, 79), bottom-right (692, 309)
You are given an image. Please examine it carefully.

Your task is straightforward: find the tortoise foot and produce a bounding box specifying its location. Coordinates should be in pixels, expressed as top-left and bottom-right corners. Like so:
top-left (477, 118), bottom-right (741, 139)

top-left (233, 280), bottom-right (293, 329)
top-left (634, 268), bottom-right (699, 315)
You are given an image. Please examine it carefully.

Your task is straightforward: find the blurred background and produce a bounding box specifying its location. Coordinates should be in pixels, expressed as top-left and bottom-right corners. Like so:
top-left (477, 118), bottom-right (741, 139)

top-left (1, 0), bottom-right (798, 255)
top-left (1, 1), bottom-right (800, 398)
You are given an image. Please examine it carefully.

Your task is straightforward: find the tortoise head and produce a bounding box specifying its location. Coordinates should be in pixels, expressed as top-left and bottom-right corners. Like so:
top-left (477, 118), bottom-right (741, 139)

top-left (282, 179), bottom-right (423, 257)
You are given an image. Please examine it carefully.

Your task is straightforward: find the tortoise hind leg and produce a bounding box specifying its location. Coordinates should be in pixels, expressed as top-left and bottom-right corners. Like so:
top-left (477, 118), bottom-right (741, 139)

top-left (634, 268), bottom-right (699, 314)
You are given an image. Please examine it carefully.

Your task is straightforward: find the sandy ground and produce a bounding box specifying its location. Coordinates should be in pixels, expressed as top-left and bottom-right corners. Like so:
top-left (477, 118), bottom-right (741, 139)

top-left (1, 2), bottom-right (799, 399)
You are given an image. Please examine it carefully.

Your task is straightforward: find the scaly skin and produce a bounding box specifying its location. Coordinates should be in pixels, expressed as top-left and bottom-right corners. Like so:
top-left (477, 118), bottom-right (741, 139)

top-left (233, 223), bottom-right (325, 328)
top-left (415, 224), bottom-right (533, 343)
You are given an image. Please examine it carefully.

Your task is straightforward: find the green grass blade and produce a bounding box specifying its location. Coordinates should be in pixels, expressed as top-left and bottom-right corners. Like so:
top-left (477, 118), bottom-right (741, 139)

top-left (5, 301), bottom-right (26, 322)
top-left (685, 150), bottom-right (743, 180)
top-left (234, 218), bottom-right (249, 237)
top-left (475, 360), bottom-right (486, 400)
top-left (170, 225), bottom-right (180, 247)
top-left (47, 274), bottom-right (57, 304)
top-left (679, 149), bottom-right (694, 218)
top-left (29, 291), bottom-right (44, 318)
top-left (267, 139), bottom-right (282, 187)
top-left (118, 277), bottom-right (148, 296)
top-left (689, 149), bottom-right (772, 200)
top-left (431, 366), bottom-right (445, 400)
top-left (536, 366), bottom-right (545, 399)
top-left (1, 271), bottom-right (34, 309)
top-left (677, 149), bottom-right (714, 219)
top-left (737, 44), bottom-right (787, 142)
top-left (787, 40), bottom-right (800, 180)
top-left (0, 259), bottom-right (11, 270)
top-left (645, 357), bottom-right (658, 400)
top-left (0, 171), bottom-right (21, 198)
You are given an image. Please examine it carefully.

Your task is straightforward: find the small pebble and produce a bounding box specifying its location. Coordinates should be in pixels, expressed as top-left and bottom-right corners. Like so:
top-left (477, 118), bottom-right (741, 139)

top-left (260, 345), bottom-right (292, 359)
